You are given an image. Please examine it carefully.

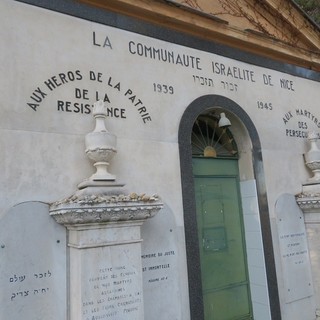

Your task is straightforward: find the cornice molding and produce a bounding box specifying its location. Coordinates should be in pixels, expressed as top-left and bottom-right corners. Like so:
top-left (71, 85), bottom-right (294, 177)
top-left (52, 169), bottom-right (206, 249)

top-left (296, 193), bottom-right (320, 213)
top-left (79, 0), bottom-right (320, 71)
top-left (49, 192), bottom-right (163, 225)
top-left (265, 0), bottom-right (320, 49)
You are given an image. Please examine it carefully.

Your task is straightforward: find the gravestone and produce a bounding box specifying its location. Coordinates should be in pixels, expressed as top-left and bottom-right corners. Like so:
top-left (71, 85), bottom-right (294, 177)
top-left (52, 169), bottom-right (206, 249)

top-left (275, 193), bottom-right (314, 303)
top-left (0, 201), bottom-right (67, 319)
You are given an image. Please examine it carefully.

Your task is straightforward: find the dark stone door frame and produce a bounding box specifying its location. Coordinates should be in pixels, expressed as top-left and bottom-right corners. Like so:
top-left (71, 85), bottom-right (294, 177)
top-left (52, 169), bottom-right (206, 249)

top-left (178, 94), bottom-right (281, 320)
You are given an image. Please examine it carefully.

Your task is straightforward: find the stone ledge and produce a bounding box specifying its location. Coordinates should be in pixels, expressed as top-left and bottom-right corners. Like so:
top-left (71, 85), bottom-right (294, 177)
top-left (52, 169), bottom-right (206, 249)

top-left (296, 194), bottom-right (320, 213)
top-left (49, 192), bottom-right (163, 225)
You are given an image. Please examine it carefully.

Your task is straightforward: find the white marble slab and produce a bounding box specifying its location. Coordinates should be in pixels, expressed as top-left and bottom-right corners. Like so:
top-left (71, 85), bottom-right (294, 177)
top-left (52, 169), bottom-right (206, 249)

top-left (0, 202), bottom-right (67, 320)
top-left (275, 194), bottom-right (314, 303)
top-left (67, 222), bottom-right (144, 320)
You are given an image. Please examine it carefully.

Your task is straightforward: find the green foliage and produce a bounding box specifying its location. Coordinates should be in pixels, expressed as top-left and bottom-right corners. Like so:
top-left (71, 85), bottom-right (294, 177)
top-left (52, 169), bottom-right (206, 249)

top-left (294, 0), bottom-right (320, 25)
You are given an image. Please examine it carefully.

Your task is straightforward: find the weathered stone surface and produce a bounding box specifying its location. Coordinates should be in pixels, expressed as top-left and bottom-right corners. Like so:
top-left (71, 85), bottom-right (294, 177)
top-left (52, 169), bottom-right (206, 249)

top-left (275, 194), bottom-right (313, 303)
top-left (0, 202), bottom-right (67, 320)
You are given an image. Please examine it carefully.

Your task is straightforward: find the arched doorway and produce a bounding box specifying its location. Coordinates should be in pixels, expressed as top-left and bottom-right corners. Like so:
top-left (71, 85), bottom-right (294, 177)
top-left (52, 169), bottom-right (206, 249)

top-left (178, 95), bottom-right (281, 320)
top-left (192, 111), bottom-right (252, 319)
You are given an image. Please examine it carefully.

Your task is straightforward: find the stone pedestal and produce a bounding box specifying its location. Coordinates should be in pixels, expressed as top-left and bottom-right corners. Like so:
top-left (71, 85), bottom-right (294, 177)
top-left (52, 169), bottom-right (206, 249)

top-left (49, 191), bottom-right (162, 320)
top-left (297, 185), bottom-right (320, 315)
top-left (48, 100), bottom-right (163, 319)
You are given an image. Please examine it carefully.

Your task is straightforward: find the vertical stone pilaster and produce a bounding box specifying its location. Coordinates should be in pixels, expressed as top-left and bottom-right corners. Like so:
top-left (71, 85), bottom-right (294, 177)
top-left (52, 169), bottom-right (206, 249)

top-left (297, 187), bottom-right (320, 314)
top-left (297, 132), bottom-right (320, 313)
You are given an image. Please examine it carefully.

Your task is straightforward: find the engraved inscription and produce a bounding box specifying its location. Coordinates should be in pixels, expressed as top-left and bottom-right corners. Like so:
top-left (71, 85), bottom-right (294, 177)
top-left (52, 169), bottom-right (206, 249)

top-left (192, 75), bottom-right (214, 87)
top-left (8, 270), bottom-right (53, 302)
top-left (142, 250), bottom-right (175, 284)
top-left (275, 194), bottom-right (313, 303)
top-left (283, 108), bottom-right (320, 138)
top-left (82, 265), bottom-right (142, 320)
top-left (26, 70), bottom-right (152, 123)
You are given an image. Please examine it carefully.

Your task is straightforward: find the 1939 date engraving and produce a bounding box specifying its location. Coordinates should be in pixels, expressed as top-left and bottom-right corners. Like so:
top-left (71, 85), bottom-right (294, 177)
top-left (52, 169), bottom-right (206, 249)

top-left (153, 83), bottom-right (174, 94)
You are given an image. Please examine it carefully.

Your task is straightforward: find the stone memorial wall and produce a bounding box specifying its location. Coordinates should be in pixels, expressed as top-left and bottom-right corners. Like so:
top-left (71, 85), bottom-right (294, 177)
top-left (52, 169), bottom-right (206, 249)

top-left (1, 1), bottom-right (320, 319)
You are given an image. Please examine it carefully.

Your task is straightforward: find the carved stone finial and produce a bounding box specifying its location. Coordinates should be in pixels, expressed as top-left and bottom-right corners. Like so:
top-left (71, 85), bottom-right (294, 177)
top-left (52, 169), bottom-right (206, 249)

top-left (78, 100), bottom-right (121, 189)
top-left (50, 100), bottom-right (163, 224)
top-left (92, 99), bottom-right (107, 116)
top-left (304, 131), bottom-right (320, 184)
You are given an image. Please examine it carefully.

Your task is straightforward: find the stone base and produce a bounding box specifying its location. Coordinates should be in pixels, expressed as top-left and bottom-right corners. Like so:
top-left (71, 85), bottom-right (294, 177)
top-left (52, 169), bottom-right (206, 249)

top-left (302, 183), bottom-right (320, 194)
top-left (78, 179), bottom-right (125, 190)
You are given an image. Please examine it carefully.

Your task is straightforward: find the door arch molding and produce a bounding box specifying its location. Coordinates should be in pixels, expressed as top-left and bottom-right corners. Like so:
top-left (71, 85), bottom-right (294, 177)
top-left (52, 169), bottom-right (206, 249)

top-left (178, 94), bottom-right (281, 320)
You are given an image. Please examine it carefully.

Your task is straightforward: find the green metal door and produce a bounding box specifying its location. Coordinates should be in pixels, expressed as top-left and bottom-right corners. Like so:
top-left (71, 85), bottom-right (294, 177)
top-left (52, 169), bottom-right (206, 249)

top-left (193, 158), bottom-right (253, 320)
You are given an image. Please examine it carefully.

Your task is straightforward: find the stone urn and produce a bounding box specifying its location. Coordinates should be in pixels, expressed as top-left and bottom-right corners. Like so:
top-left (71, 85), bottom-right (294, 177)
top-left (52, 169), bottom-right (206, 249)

top-left (304, 131), bottom-right (320, 183)
top-left (85, 100), bottom-right (116, 182)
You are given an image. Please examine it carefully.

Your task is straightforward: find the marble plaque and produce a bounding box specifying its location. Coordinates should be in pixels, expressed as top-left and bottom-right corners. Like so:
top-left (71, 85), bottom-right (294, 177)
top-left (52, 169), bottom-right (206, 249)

top-left (275, 194), bottom-right (313, 303)
top-left (0, 202), bottom-right (67, 319)
top-left (76, 245), bottom-right (143, 320)
top-left (141, 205), bottom-right (182, 319)
top-left (67, 222), bottom-right (145, 320)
